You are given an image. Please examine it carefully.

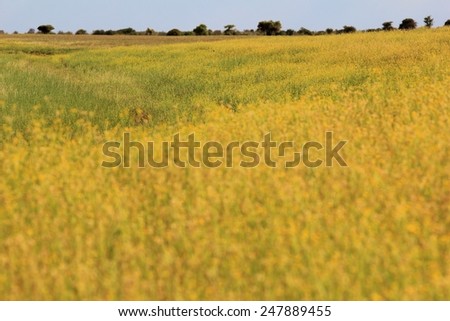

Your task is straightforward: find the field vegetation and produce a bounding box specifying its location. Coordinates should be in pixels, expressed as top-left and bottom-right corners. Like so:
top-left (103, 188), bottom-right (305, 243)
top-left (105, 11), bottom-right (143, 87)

top-left (0, 29), bottom-right (449, 300)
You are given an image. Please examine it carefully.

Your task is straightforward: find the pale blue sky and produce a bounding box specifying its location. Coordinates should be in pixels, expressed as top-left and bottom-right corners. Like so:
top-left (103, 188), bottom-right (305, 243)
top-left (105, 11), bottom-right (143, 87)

top-left (1, 0), bottom-right (449, 33)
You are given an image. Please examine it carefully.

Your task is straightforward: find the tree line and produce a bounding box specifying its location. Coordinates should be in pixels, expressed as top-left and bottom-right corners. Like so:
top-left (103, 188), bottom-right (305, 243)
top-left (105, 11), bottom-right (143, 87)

top-left (2, 17), bottom-right (450, 36)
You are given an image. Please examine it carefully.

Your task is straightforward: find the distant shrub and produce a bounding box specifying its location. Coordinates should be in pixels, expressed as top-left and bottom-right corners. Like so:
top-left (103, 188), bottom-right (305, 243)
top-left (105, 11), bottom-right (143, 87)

top-left (399, 18), bottom-right (417, 30)
top-left (342, 26), bottom-right (357, 33)
top-left (27, 28), bottom-right (35, 34)
top-left (193, 24), bottom-right (208, 36)
top-left (116, 28), bottom-right (136, 35)
top-left (424, 16), bottom-right (434, 28)
top-left (326, 28), bottom-right (334, 35)
top-left (37, 25), bottom-right (55, 34)
top-left (92, 29), bottom-right (115, 35)
top-left (75, 29), bottom-right (87, 35)
top-left (382, 21), bottom-right (394, 31)
top-left (224, 24), bottom-right (236, 35)
top-left (286, 29), bottom-right (295, 36)
top-left (257, 20), bottom-right (282, 35)
top-left (167, 29), bottom-right (182, 36)
top-left (145, 28), bottom-right (155, 35)
top-left (445, 20), bottom-right (450, 26)
top-left (298, 27), bottom-right (313, 36)
top-left (242, 29), bottom-right (256, 36)
top-left (92, 30), bottom-right (105, 35)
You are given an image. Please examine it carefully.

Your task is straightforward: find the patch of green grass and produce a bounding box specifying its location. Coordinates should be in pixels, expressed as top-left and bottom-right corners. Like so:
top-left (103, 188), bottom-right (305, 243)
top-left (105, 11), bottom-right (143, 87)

top-left (1, 29), bottom-right (447, 133)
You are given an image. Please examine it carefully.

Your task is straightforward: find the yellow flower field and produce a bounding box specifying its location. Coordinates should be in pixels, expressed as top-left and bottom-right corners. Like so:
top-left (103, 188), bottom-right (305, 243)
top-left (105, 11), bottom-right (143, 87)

top-left (0, 29), bottom-right (449, 300)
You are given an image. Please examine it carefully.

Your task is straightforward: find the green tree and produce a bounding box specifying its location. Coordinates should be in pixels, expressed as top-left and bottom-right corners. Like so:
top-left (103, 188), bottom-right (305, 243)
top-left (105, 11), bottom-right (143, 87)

top-left (193, 24), bottom-right (208, 36)
top-left (145, 28), bottom-right (155, 35)
top-left (37, 25), bottom-right (55, 34)
top-left (116, 28), bottom-right (136, 35)
top-left (75, 29), bottom-right (87, 35)
top-left (286, 29), bottom-right (295, 36)
top-left (224, 24), bottom-right (236, 35)
top-left (399, 18), bottom-right (417, 30)
top-left (382, 21), bottom-right (394, 31)
top-left (167, 29), bottom-right (182, 36)
top-left (257, 20), bottom-right (282, 35)
top-left (93, 30), bottom-right (105, 35)
top-left (424, 16), bottom-right (434, 28)
top-left (445, 19), bottom-right (450, 26)
top-left (298, 27), bottom-right (313, 36)
top-left (342, 25), bottom-right (357, 33)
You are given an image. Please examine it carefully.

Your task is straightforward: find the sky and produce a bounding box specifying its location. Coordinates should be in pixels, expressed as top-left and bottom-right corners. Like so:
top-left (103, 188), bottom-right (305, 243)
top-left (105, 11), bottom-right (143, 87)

top-left (1, 0), bottom-right (449, 33)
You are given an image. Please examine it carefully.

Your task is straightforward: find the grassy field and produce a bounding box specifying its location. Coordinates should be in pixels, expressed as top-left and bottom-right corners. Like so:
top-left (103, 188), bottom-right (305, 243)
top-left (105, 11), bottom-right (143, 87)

top-left (0, 30), bottom-right (449, 300)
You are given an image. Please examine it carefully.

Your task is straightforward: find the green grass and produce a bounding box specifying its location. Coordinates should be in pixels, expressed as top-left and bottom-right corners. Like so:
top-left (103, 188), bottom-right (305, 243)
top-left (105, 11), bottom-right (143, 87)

top-left (2, 30), bottom-right (447, 132)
